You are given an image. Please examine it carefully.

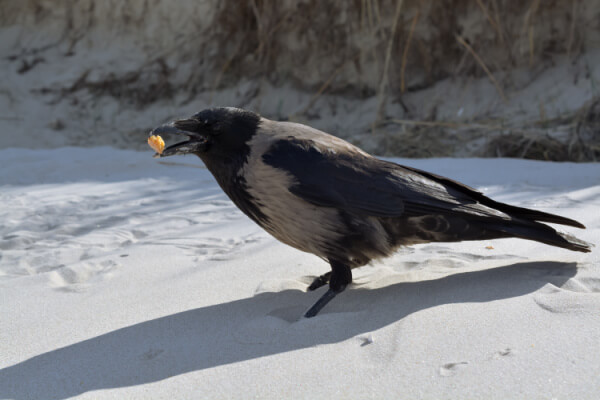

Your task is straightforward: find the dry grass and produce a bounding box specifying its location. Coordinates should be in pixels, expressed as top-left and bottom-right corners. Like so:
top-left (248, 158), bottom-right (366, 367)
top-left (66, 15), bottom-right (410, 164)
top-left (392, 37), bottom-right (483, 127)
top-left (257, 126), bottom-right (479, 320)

top-left (208, 0), bottom-right (596, 96)
top-left (379, 98), bottom-right (600, 161)
top-left (5, 0), bottom-right (596, 104)
top-left (4, 0), bottom-right (599, 160)
top-left (488, 99), bottom-right (600, 161)
top-left (8, 0), bottom-right (595, 110)
top-left (203, 0), bottom-right (599, 161)
top-left (33, 58), bottom-right (174, 107)
top-left (455, 34), bottom-right (507, 103)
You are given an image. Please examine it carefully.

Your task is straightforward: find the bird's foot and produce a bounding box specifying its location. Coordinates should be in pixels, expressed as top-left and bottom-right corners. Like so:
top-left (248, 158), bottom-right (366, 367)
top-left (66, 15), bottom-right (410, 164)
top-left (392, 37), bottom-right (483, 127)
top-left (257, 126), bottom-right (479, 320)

top-left (307, 272), bottom-right (331, 291)
top-left (304, 260), bottom-right (351, 318)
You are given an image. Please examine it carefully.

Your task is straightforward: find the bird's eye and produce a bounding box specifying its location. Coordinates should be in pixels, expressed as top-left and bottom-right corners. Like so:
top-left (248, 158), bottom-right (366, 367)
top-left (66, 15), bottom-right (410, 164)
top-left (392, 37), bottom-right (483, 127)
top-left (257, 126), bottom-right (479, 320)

top-left (200, 118), bottom-right (219, 132)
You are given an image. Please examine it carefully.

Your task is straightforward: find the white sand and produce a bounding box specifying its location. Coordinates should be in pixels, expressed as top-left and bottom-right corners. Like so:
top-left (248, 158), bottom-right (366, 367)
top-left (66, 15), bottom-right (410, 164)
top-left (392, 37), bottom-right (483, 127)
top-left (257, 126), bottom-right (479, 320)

top-left (0, 148), bottom-right (598, 399)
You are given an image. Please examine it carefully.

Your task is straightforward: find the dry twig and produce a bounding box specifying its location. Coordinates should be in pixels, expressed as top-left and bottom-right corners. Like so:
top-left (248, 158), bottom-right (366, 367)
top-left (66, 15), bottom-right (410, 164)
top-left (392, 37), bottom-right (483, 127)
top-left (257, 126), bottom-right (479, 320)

top-left (374, 0), bottom-right (404, 130)
top-left (401, 10), bottom-right (419, 93)
top-left (455, 34), bottom-right (507, 103)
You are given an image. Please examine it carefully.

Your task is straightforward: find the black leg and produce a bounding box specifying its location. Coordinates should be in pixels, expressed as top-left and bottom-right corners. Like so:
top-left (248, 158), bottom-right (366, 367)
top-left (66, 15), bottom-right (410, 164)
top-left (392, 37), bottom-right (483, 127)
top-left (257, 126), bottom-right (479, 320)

top-left (304, 259), bottom-right (352, 318)
top-left (308, 271), bottom-right (331, 291)
top-left (303, 289), bottom-right (337, 318)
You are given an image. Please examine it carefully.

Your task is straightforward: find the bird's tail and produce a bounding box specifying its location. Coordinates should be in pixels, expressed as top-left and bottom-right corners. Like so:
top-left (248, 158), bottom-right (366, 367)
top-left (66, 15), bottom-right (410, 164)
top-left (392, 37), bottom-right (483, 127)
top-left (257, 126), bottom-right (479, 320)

top-left (487, 219), bottom-right (592, 253)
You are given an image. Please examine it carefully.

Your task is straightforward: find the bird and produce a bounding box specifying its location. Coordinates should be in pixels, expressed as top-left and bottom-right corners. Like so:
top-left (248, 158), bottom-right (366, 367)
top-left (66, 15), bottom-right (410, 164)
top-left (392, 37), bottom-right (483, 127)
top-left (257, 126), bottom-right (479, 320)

top-left (149, 107), bottom-right (591, 318)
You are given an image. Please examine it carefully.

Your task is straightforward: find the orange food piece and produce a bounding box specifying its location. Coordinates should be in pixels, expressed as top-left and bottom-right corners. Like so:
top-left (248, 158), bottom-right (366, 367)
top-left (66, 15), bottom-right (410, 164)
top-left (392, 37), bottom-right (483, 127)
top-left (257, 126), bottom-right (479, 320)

top-left (148, 135), bottom-right (165, 154)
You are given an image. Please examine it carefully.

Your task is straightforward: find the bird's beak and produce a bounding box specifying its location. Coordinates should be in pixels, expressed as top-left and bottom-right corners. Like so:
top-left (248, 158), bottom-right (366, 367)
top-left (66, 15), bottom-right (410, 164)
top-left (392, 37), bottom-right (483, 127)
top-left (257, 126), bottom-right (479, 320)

top-left (149, 119), bottom-right (210, 158)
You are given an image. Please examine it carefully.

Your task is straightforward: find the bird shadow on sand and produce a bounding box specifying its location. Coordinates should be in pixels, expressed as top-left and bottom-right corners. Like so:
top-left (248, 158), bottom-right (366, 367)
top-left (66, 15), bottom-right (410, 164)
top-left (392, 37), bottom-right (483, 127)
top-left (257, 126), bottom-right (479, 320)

top-left (0, 261), bottom-right (578, 399)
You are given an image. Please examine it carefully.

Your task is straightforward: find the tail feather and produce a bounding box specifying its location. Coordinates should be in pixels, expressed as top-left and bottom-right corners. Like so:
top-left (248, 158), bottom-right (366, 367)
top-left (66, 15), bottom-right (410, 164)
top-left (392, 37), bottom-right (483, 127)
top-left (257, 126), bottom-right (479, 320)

top-left (489, 202), bottom-right (586, 229)
top-left (489, 219), bottom-right (592, 253)
top-left (401, 165), bottom-right (586, 229)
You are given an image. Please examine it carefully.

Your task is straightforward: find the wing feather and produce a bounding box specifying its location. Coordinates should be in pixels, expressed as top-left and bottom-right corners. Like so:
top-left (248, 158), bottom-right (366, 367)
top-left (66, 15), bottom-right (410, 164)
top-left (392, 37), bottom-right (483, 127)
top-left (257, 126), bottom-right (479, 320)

top-left (261, 136), bottom-right (585, 229)
top-left (262, 138), bottom-right (475, 218)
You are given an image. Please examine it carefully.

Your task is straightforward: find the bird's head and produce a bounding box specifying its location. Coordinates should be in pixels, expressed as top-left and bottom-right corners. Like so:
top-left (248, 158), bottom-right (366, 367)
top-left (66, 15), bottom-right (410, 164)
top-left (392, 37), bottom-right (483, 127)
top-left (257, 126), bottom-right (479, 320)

top-left (149, 107), bottom-right (260, 160)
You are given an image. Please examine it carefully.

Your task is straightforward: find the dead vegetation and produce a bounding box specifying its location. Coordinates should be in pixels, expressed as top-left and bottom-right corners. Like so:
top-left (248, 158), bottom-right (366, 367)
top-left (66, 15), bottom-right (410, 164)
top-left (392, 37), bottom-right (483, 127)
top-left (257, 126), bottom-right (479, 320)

top-left (484, 103), bottom-right (600, 162)
top-left (209, 0), bottom-right (595, 97)
top-left (2, 0), bottom-right (600, 160)
top-left (34, 58), bottom-right (174, 107)
top-left (377, 98), bottom-right (600, 161)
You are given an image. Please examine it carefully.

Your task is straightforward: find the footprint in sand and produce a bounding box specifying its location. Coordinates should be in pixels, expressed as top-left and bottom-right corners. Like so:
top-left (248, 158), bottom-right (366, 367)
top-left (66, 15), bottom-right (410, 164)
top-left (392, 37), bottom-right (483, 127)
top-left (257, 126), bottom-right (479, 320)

top-left (48, 260), bottom-right (120, 292)
top-left (533, 266), bottom-right (600, 314)
top-left (140, 348), bottom-right (164, 361)
top-left (171, 234), bottom-right (265, 262)
top-left (491, 348), bottom-right (513, 359)
top-left (439, 361), bottom-right (469, 377)
top-left (557, 264), bottom-right (600, 294)
top-left (232, 315), bottom-right (293, 344)
top-left (534, 291), bottom-right (599, 314)
top-left (267, 306), bottom-right (309, 323)
top-left (208, 235), bottom-right (264, 261)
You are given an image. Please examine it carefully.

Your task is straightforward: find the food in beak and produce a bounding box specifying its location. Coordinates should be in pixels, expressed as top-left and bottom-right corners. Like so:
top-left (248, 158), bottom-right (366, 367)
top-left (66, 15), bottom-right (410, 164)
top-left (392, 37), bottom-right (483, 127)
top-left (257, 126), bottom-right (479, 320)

top-left (148, 135), bottom-right (165, 154)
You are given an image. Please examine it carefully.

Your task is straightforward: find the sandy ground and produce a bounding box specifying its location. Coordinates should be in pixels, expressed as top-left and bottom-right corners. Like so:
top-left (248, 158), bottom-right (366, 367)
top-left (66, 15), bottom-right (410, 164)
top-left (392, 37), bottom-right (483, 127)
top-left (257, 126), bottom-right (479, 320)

top-left (0, 148), bottom-right (598, 399)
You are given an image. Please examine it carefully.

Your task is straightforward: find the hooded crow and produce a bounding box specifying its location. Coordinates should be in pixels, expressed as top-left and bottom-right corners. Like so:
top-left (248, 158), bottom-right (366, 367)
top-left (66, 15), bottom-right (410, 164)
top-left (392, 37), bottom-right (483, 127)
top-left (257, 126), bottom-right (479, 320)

top-left (149, 107), bottom-right (591, 317)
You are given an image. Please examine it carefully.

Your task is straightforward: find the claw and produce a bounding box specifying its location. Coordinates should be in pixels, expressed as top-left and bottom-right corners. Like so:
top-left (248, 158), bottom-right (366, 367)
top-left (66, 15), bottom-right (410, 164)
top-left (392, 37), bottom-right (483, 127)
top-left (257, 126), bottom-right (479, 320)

top-left (307, 272), bottom-right (331, 291)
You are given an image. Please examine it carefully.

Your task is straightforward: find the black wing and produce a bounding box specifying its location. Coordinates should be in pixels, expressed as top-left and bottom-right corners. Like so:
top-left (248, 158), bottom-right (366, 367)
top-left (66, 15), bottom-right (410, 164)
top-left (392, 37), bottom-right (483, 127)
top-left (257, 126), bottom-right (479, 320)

top-left (262, 137), bottom-right (585, 228)
top-left (400, 164), bottom-right (585, 228)
top-left (262, 137), bottom-right (470, 218)
top-left (262, 138), bottom-right (406, 217)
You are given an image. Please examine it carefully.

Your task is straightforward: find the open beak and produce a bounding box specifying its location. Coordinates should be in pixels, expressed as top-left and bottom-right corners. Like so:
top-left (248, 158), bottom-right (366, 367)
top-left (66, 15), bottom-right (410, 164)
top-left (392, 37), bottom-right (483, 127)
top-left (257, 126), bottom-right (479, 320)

top-left (149, 119), bottom-right (209, 158)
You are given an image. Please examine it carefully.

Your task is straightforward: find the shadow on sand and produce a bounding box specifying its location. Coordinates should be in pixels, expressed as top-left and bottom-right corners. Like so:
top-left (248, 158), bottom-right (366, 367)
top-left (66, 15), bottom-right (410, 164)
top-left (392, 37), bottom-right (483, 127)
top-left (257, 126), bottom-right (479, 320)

top-left (0, 261), bottom-right (577, 399)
